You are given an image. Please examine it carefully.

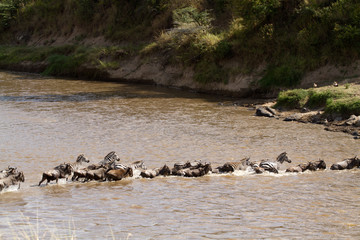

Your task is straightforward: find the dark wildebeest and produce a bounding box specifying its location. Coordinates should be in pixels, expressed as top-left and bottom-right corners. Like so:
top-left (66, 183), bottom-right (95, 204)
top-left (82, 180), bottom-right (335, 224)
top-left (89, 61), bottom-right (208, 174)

top-left (0, 171), bottom-right (25, 192)
top-left (105, 167), bottom-right (133, 181)
top-left (183, 163), bottom-right (212, 177)
top-left (140, 165), bottom-right (171, 179)
top-left (286, 159), bottom-right (326, 173)
top-left (171, 161), bottom-right (209, 176)
top-left (307, 159), bottom-right (326, 171)
top-left (330, 156), bottom-right (360, 170)
top-left (38, 163), bottom-right (72, 186)
top-left (171, 161), bottom-right (192, 175)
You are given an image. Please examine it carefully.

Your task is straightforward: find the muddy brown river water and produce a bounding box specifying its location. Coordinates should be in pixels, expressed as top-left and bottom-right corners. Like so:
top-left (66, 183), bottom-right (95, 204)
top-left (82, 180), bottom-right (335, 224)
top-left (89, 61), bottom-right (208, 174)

top-left (0, 71), bottom-right (359, 239)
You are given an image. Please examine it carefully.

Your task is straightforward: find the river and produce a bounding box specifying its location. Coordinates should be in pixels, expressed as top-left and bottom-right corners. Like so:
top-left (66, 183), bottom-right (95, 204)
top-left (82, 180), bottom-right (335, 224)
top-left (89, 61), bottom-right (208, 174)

top-left (0, 71), bottom-right (359, 239)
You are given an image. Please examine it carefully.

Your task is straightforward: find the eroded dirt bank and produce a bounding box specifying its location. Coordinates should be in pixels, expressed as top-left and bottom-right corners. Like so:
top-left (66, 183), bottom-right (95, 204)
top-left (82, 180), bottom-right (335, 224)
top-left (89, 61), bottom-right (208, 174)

top-left (253, 103), bottom-right (360, 139)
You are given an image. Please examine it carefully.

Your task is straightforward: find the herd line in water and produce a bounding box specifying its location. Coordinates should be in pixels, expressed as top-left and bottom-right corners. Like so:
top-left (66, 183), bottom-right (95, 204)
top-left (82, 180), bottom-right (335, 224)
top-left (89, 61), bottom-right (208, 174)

top-left (1, 151), bottom-right (359, 192)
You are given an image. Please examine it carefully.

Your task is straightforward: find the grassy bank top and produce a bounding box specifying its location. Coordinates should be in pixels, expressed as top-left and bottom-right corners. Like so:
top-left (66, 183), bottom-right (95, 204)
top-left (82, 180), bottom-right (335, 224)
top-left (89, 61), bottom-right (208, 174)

top-left (276, 83), bottom-right (360, 118)
top-left (1, 0), bottom-right (360, 88)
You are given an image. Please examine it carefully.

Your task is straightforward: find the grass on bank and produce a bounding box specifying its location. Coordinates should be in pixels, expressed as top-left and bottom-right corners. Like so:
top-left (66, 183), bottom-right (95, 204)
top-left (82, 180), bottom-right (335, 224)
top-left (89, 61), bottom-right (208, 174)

top-left (275, 83), bottom-right (360, 117)
top-left (0, 44), bottom-right (133, 78)
top-left (2, 1), bottom-right (360, 87)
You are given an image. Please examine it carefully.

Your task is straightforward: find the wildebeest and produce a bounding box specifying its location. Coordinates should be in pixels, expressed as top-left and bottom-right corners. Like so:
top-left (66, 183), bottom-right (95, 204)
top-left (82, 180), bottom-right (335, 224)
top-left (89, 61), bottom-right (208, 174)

top-left (183, 163), bottom-right (212, 177)
top-left (140, 165), bottom-right (171, 179)
top-left (0, 166), bottom-right (18, 179)
top-left (286, 159), bottom-right (326, 173)
top-left (171, 161), bottom-right (209, 176)
top-left (105, 167), bottom-right (133, 181)
top-left (330, 156), bottom-right (360, 170)
top-left (72, 152), bottom-right (121, 181)
top-left (0, 171), bottom-right (25, 192)
top-left (84, 166), bottom-right (109, 182)
top-left (286, 163), bottom-right (310, 173)
top-left (171, 161), bottom-right (192, 175)
top-left (38, 163), bottom-right (72, 186)
top-left (307, 159), bottom-right (326, 171)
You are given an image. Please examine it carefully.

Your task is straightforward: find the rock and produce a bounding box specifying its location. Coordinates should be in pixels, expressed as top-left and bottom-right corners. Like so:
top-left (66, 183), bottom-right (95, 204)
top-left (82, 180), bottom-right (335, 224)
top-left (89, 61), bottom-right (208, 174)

top-left (300, 107), bottom-right (310, 113)
top-left (284, 113), bottom-right (302, 121)
top-left (255, 106), bottom-right (276, 118)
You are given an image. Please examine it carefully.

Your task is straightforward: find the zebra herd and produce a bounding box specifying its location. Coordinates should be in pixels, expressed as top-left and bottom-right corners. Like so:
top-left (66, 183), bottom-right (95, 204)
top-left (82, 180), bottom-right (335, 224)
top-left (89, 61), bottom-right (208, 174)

top-left (0, 151), bottom-right (360, 192)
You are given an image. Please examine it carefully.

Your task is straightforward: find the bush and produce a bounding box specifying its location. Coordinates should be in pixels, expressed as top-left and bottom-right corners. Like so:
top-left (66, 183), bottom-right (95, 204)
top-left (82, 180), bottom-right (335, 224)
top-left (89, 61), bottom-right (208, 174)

top-left (43, 54), bottom-right (82, 76)
top-left (259, 64), bottom-right (303, 88)
top-left (325, 98), bottom-right (360, 117)
top-left (194, 60), bottom-right (228, 84)
top-left (307, 89), bottom-right (345, 108)
top-left (276, 89), bottom-right (309, 109)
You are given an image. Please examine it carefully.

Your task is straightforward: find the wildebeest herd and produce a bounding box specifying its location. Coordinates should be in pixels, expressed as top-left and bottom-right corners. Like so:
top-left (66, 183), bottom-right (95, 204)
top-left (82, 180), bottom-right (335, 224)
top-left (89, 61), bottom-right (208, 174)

top-left (1, 151), bottom-right (360, 193)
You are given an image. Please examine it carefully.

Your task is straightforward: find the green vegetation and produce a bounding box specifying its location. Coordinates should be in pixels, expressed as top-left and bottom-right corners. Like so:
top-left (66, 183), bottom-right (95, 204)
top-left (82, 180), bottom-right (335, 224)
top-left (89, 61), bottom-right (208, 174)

top-left (0, 0), bottom-right (360, 88)
top-left (0, 44), bottom-right (130, 78)
top-left (275, 84), bottom-right (360, 117)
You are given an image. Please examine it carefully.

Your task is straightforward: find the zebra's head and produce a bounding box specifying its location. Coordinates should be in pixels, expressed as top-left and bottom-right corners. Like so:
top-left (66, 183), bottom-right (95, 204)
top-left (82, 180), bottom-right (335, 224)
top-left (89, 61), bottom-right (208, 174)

top-left (76, 154), bottom-right (90, 163)
top-left (104, 151), bottom-right (121, 164)
top-left (276, 152), bottom-right (291, 164)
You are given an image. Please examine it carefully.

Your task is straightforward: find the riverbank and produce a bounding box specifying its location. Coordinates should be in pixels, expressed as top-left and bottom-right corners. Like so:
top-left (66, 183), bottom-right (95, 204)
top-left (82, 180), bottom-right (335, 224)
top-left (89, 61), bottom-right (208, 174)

top-left (253, 82), bottom-right (360, 138)
top-left (1, 1), bottom-right (360, 98)
top-left (1, 43), bottom-right (360, 138)
top-left (2, 44), bottom-right (360, 98)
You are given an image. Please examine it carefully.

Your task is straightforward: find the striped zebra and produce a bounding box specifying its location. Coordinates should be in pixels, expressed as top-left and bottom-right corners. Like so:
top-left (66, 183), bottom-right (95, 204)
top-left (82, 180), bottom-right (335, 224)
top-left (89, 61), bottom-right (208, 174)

top-left (112, 160), bottom-right (147, 171)
top-left (69, 154), bottom-right (90, 172)
top-left (98, 151), bottom-right (121, 167)
top-left (259, 160), bottom-right (279, 173)
top-left (254, 152), bottom-right (292, 174)
top-left (215, 157), bottom-right (251, 173)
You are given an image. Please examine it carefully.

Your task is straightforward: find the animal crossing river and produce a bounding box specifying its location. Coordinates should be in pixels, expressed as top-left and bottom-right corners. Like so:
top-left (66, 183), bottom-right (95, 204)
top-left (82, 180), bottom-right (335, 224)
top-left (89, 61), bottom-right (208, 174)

top-left (0, 71), bottom-right (359, 239)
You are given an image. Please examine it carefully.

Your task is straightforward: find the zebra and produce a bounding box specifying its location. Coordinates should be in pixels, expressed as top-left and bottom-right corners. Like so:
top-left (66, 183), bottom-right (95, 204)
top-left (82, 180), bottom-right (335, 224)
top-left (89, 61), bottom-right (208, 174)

top-left (252, 152), bottom-right (292, 174)
top-left (108, 160), bottom-right (147, 178)
top-left (69, 154), bottom-right (90, 172)
top-left (111, 160), bottom-right (147, 171)
top-left (98, 151), bottom-right (121, 167)
top-left (214, 157), bottom-right (251, 173)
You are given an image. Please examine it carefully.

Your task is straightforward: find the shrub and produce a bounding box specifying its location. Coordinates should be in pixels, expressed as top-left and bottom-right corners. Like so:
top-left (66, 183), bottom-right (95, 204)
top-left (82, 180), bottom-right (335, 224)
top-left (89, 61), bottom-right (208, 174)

top-left (43, 54), bottom-right (82, 76)
top-left (194, 60), bottom-right (228, 84)
top-left (259, 64), bottom-right (303, 88)
top-left (325, 98), bottom-right (360, 117)
top-left (307, 89), bottom-right (345, 108)
top-left (276, 89), bottom-right (309, 109)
